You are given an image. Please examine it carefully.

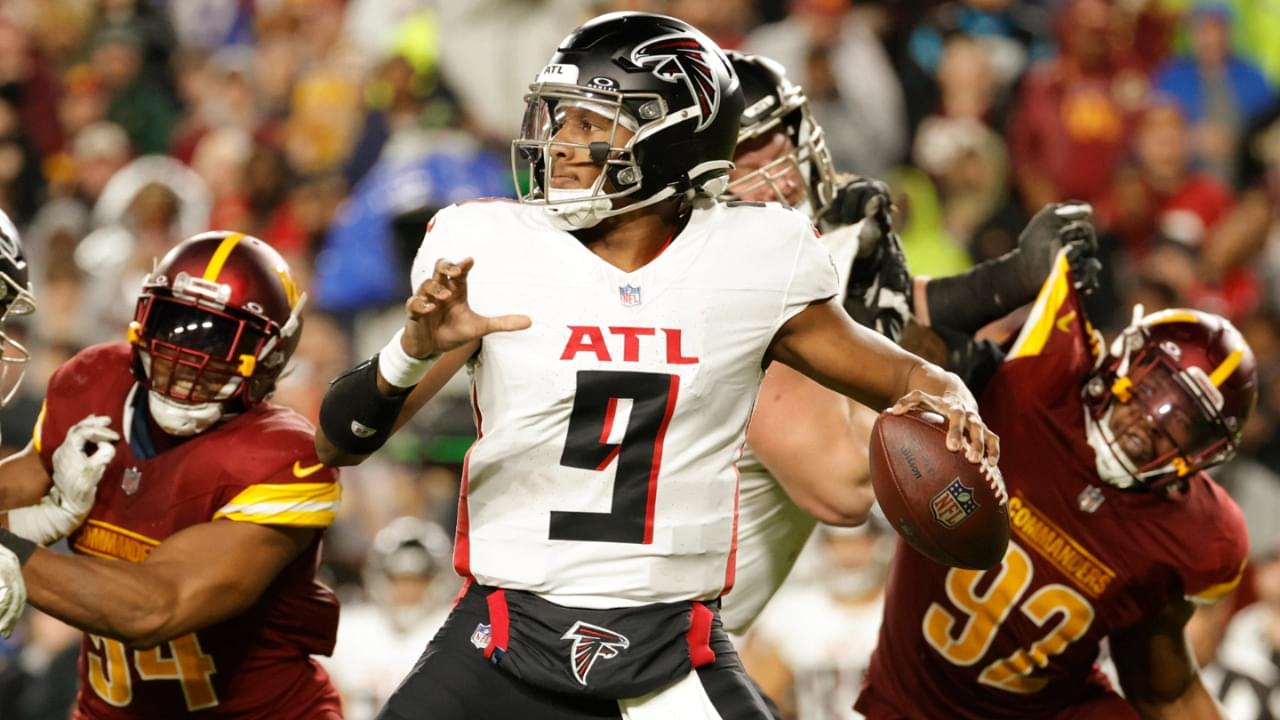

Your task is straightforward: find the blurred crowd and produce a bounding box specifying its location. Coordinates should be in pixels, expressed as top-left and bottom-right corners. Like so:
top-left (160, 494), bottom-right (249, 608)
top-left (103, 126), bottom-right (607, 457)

top-left (0, 0), bottom-right (1277, 718)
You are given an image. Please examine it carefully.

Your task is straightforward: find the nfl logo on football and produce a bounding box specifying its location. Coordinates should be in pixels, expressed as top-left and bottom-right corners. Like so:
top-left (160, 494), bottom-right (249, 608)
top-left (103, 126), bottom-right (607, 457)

top-left (619, 284), bottom-right (641, 307)
top-left (930, 478), bottom-right (978, 528)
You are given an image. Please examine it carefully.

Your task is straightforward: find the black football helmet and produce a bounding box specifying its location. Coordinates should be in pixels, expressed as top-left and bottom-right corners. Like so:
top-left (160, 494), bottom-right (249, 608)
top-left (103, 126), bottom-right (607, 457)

top-left (0, 210), bottom-right (33, 407)
top-left (724, 51), bottom-right (838, 219)
top-left (513, 12), bottom-right (744, 228)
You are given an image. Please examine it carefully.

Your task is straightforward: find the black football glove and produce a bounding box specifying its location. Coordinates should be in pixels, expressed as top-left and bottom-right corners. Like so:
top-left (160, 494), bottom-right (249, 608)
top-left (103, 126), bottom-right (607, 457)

top-left (845, 225), bottom-right (912, 344)
top-left (1015, 201), bottom-right (1100, 295)
top-left (826, 175), bottom-right (893, 232)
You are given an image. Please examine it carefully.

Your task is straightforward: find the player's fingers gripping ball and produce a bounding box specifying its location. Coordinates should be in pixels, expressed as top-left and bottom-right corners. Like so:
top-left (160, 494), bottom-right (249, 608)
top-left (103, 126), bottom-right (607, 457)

top-left (870, 407), bottom-right (1010, 570)
top-left (889, 390), bottom-right (997, 466)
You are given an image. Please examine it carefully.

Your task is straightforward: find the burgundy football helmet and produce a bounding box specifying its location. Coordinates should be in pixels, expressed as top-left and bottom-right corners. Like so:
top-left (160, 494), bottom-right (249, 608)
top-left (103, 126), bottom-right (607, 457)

top-left (1083, 308), bottom-right (1257, 489)
top-left (129, 232), bottom-right (305, 432)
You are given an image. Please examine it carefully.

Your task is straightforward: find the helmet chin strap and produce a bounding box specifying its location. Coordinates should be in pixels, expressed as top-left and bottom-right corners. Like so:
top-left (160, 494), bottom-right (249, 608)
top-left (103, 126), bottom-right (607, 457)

top-left (543, 185), bottom-right (679, 230)
top-left (1083, 406), bottom-right (1140, 489)
top-left (543, 187), bottom-right (615, 229)
top-left (148, 391), bottom-right (223, 436)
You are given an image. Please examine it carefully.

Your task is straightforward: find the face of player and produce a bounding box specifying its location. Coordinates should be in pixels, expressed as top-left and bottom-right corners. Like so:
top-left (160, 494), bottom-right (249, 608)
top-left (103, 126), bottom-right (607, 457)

top-left (0, 319), bottom-right (28, 407)
top-left (1106, 365), bottom-right (1214, 468)
top-left (547, 105), bottom-right (636, 192)
top-left (147, 354), bottom-right (236, 404)
top-left (728, 129), bottom-right (807, 207)
top-left (821, 528), bottom-right (891, 599)
top-left (385, 572), bottom-right (436, 631)
top-left (389, 573), bottom-right (432, 607)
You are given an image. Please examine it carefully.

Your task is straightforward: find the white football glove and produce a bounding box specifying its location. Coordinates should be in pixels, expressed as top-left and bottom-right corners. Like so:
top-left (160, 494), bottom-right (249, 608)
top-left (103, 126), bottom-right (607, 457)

top-left (9, 414), bottom-right (119, 544)
top-left (0, 544), bottom-right (26, 638)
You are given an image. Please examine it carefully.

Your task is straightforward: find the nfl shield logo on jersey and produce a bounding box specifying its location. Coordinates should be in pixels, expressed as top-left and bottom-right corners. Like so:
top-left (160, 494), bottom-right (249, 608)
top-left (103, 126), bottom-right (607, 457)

top-left (121, 467), bottom-right (142, 495)
top-left (930, 478), bottom-right (979, 528)
top-left (470, 623), bottom-right (492, 651)
top-left (1077, 485), bottom-right (1106, 513)
top-left (619, 284), bottom-right (641, 307)
top-left (562, 621), bottom-right (630, 686)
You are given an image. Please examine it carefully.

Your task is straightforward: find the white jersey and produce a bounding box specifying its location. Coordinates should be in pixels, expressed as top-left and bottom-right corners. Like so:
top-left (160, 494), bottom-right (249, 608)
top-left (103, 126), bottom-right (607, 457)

top-left (412, 199), bottom-right (837, 608)
top-left (722, 220), bottom-right (863, 634)
top-left (319, 603), bottom-right (449, 720)
top-left (753, 585), bottom-right (884, 720)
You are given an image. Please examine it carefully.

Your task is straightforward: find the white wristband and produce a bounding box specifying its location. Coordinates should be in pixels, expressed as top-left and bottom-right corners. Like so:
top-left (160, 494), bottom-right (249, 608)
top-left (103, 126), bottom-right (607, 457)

top-left (7, 496), bottom-right (80, 545)
top-left (377, 329), bottom-right (437, 389)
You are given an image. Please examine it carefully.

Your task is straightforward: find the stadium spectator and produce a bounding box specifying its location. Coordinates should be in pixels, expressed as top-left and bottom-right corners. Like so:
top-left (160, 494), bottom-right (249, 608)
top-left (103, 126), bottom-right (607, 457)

top-left (1154, 4), bottom-right (1274, 185)
top-left (1009, 0), bottom-right (1147, 210)
top-left (747, 0), bottom-right (908, 176)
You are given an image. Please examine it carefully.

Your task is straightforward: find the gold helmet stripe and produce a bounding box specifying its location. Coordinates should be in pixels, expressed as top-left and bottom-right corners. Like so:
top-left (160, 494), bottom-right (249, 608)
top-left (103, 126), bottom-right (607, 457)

top-left (202, 233), bottom-right (244, 281)
top-left (1209, 349), bottom-right (1243, 387)
top-left (1145, 310), bottom-right (1199, 326)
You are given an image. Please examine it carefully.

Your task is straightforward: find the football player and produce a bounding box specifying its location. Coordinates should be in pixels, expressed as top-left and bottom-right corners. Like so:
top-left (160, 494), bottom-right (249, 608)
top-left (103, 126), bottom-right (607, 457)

top-left (720, 51), bottom-right (1102, 638)
top-left (0, 208), bottom-right (34, 413)
top-left (323, 517), bottom-right (455, 720)
top-left (0, 207), bottom-right (42, 635)
top-left (0, 232), bottom-right (345, 719)
top-left (855, 258), bottom-right (1254, 717)
top-left (316, 11), bottom-right (999, 720)
top-left (740, 520), bottom-right (896, 718)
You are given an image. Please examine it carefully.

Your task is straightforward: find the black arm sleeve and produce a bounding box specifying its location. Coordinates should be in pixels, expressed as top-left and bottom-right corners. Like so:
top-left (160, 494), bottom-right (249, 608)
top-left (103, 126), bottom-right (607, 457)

top-left (0, 527), bottom-right (36, 565)
top-left (317, 357), bottom-right (411, 456)
top-left (923, 251), bottom-right (1035, 335)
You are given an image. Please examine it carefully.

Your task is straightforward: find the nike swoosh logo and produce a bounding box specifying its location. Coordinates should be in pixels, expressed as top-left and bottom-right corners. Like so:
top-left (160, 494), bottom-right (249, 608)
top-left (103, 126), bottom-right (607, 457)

top-left (292, 461), bottom-right (326, 478)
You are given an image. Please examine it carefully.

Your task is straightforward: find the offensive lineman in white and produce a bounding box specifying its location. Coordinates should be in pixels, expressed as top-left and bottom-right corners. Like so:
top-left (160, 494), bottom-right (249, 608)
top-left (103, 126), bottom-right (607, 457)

top-left (316, 12), bottom-right (998, 720)
top-left (718, 52), bottom-right (1101, 639)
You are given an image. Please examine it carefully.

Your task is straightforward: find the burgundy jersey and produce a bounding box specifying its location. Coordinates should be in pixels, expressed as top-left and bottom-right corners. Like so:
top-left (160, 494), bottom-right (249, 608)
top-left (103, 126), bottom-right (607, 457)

top-left (33, 344), bottom-right (343, 720)
top-left (857, 256), bottom-right (1248, 719)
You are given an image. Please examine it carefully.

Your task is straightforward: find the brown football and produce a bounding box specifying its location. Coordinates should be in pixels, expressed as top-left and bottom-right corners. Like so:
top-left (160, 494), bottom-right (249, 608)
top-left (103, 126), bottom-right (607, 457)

top-left (869, 407), bottom-right (1009, 569)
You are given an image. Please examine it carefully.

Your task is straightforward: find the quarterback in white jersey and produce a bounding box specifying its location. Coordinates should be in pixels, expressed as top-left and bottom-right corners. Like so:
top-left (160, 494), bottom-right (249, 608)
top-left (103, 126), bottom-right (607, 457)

top-left (414, 197), bottom-right (838, 608)
top-left (317, 12), bottom-right (998, 720)
top-left (718, 51), bottom-right (1102, 637)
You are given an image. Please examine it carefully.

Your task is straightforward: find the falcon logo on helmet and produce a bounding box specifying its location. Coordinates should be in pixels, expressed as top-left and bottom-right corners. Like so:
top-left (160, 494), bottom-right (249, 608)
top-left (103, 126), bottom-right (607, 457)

top-left (631, 34), bottom-right (722, 131)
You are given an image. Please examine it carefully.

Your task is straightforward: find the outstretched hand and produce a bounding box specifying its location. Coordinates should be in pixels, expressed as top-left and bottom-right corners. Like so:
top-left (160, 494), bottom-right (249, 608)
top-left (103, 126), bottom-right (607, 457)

top-left (1017, 202), bottom-right (1101, 294)
top-left (401, 257), bottom-right (532, 358)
